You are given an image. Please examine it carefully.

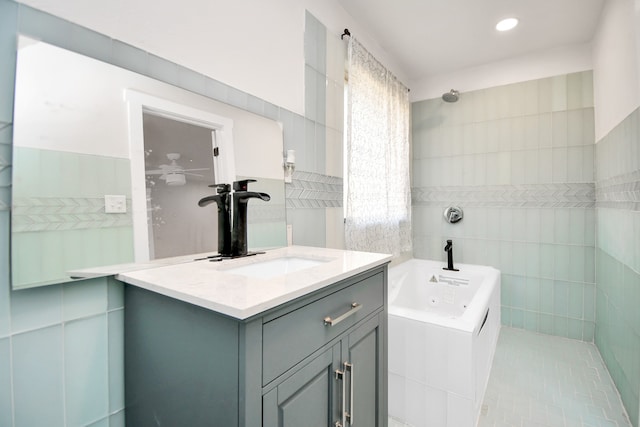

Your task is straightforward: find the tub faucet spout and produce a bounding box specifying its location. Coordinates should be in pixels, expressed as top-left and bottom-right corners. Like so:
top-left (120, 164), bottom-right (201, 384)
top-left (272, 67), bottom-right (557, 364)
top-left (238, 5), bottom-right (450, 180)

top-left (443, 239), bottom-right (459, 271)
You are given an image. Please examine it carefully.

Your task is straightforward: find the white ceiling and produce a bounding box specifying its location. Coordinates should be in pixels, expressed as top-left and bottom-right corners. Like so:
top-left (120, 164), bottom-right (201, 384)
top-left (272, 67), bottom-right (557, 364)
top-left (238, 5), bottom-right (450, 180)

top-left (337, 0), bottom-right (606, 82)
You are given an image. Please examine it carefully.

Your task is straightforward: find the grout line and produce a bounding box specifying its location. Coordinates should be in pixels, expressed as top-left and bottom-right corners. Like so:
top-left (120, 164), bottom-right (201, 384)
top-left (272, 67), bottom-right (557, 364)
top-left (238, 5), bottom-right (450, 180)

top-left (8, 334), bottom-right (15, 427)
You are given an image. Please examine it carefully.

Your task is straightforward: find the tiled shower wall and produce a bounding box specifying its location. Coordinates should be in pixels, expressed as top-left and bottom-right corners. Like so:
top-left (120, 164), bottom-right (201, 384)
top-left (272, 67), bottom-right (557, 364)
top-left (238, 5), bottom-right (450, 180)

top-left (0, 2), bottom-right (334, 426)
top-left (595, 107), bottom-right (640, 427)
top-left (412, 71), bottom-right (597, 341)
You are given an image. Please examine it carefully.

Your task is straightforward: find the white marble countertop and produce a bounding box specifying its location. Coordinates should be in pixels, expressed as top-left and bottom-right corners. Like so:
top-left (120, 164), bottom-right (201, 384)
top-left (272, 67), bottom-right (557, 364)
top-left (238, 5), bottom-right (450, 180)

top-left (67, 251), bottom-right (226, 278)
top-left (116, 246), bottom-right (391, 320)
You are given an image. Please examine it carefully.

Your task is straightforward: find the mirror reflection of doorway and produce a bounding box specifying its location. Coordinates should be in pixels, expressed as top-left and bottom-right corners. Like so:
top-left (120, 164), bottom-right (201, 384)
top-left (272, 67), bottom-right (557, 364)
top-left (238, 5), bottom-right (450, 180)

top-left (142, 113), bottom-right (219, 259)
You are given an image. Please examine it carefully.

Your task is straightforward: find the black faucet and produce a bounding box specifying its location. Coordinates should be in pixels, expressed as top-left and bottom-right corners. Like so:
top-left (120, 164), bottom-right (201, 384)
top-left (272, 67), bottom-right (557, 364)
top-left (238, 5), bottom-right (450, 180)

top-left (231, 179), bottom-right (270, 257)
top-left (443, 239), bottom-right (459, 271)
top-left (198, 184), bottom-right (232, 256)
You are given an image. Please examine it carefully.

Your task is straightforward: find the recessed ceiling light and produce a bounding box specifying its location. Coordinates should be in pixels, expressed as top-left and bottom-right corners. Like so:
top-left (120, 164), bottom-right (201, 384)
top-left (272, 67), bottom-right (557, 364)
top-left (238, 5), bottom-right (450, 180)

top-left (496, 18), bottom-right (519, 32)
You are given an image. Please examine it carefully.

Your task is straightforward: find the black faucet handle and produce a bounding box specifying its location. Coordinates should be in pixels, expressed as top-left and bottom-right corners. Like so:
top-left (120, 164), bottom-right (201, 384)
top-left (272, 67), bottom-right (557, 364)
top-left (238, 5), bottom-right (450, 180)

top-left (233, 179), bottom-right (257, 191)
top-left (208, 183), bottom-right (231, 193)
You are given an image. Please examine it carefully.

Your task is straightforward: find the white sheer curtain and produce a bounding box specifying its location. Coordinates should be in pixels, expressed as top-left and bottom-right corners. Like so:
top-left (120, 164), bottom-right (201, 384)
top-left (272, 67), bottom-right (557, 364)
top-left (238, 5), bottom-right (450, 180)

top-left (345, 37), bottom-right (412, 257)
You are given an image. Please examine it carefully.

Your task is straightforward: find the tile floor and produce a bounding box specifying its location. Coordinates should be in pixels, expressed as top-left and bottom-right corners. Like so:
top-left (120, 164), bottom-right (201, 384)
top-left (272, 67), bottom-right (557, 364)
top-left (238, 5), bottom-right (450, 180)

top-left (479, 327), bottom-right (631, 427)
top-left (390, 327), bottom-right (632, 427)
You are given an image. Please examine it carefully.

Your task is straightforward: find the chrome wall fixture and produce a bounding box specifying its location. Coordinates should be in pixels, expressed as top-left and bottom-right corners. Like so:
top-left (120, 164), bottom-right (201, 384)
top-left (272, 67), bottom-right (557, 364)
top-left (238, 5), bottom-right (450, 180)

top-left (442, 89), bottom-right (459, 103)
top-left (443, 206), bottom-right (464, 223)
top-left (283, 149), bottom-right (296, 183)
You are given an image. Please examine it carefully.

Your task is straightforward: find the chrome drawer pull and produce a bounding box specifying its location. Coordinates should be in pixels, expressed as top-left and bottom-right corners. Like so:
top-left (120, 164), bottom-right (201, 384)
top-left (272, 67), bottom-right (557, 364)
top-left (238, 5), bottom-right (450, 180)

top-left (323, 303), bottom-right (362, 327)
top-left (335, 368), bottom-right (346, 427)
top-left (345, 362), bottom-right (354, 425)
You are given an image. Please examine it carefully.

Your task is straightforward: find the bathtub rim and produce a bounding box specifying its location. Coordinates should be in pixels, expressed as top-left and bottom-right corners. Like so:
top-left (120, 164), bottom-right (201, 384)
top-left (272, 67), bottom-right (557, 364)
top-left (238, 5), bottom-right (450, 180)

top-left (388, 258), bottom-right (501, 334)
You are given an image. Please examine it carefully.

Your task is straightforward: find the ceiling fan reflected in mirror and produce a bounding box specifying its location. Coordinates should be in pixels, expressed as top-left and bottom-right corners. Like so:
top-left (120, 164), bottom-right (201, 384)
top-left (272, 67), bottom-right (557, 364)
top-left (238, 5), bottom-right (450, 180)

top-left (145, 152), bottom-right (210, 186)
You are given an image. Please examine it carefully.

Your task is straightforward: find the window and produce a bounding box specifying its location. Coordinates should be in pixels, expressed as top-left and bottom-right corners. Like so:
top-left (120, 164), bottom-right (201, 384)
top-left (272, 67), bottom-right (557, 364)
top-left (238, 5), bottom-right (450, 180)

top-left (344, 38), bottom-right (412, 257)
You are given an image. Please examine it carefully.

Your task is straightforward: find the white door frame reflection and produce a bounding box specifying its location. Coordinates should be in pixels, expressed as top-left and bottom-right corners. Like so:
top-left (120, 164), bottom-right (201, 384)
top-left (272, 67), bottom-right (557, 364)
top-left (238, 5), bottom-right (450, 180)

top-left (125, 90), bottom-right (236, 262)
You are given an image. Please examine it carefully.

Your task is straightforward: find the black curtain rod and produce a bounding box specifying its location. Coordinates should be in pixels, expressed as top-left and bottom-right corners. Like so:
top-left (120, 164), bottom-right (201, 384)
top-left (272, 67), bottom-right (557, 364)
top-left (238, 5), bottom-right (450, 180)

top-left (339, 28), bottom-right (410, 93)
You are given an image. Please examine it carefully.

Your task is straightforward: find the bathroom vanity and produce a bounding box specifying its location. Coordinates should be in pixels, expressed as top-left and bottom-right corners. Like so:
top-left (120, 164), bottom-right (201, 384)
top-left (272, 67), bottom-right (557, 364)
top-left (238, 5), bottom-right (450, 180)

top-left (117, 246), bottom-right (391, 427)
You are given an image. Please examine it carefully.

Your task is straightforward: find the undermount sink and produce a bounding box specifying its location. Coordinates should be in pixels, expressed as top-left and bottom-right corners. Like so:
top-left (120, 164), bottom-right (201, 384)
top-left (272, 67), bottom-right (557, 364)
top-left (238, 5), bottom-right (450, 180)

top-left (223, 256), bottom-right (331, 279)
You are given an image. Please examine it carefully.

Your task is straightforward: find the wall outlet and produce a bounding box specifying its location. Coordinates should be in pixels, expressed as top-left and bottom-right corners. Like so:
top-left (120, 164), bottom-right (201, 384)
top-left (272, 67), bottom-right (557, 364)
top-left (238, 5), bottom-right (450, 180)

top-left (104, 195), bottom-right (127, 213)
top-left (287, 224), bottom-right (293, 246)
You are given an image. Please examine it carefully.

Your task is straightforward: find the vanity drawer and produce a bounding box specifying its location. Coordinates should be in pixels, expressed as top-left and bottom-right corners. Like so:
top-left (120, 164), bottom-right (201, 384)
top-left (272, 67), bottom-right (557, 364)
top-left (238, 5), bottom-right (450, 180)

top-left (262, 271), bottom-right (384, 385)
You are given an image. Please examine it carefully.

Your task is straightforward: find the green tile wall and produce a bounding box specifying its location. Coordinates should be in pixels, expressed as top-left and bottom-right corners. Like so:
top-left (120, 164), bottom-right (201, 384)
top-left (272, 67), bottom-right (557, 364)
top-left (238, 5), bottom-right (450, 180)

top-left (11, 147), bottom-right (134, 288)
top-left (286, 11), bottom-right (343, 247)
top-left (0, 1), bottom-right (326, 425)
top-left (595, 107), bottom-right (640, 427)
top-left (240, 176), bottom-right (287, 249)
top-left (412, 71), bottom-right (597, 342)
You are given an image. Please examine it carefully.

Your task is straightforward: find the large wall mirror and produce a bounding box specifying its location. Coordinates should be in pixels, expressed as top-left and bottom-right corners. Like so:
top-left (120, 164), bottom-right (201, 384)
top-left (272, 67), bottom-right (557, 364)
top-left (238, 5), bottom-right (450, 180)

top-left (11, 36), bottom-right (286, 290)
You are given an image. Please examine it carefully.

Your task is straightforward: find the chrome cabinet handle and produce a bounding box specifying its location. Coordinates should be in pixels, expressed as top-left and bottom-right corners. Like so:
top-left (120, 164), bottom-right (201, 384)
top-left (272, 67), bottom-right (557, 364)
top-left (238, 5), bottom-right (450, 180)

top-left (324, 303), bottom-right (362, 327)
top-left (345, 362), bottom-right (354, 425)
top-left (335, 368), bottom-right (346, 427)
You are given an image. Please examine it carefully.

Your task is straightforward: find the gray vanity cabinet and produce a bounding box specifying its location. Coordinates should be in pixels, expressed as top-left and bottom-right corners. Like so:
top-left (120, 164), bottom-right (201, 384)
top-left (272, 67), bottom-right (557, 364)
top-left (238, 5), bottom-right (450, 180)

top-left (262, 344), bottom-right (340, 426)
top-left (124, 265), bottom-right (387, 427)
top-left (262, 315), bottom-right (384, 427)
top-left (346, 315), bottom-right (384, 426)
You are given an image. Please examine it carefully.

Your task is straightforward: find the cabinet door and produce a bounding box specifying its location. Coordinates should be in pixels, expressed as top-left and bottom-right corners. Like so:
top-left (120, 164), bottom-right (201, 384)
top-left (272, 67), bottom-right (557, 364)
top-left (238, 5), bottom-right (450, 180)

top-left (345, 315), bottom-right (385, 427)
top-left (263, 344), bottom-right (341, 427)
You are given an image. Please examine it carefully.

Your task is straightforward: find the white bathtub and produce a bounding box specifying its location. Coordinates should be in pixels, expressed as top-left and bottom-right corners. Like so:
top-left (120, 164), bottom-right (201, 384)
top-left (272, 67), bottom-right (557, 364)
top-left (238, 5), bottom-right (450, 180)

top-left (388, 259), bottom-right (501, 427)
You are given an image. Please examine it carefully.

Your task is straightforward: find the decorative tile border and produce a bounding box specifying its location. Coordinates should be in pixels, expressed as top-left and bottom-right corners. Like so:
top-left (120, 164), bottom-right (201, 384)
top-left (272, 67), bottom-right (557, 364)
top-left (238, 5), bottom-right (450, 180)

top-left (596, 169), bottom-right (640, 211)
top-left (412, 183), bottom-right (596, 208)
top-left (12, 197), bottom-right (132, 231)
top-left (13, 195), bottom-right (285, 230)
top-left (286, 171), bottom-right (343, 209)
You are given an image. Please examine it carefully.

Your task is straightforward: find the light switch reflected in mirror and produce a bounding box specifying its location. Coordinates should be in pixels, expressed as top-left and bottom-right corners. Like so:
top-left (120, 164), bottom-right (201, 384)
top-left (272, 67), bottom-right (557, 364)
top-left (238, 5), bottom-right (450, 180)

top-left (11, 36), bottom-right (287, 289)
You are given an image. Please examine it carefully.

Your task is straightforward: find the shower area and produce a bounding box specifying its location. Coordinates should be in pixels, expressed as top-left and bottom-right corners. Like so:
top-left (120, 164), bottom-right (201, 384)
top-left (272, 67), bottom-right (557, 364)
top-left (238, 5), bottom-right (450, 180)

top-left (411, 71), bottom-right (639, 426)
top-left (412, 71), bottom-right (598, 342)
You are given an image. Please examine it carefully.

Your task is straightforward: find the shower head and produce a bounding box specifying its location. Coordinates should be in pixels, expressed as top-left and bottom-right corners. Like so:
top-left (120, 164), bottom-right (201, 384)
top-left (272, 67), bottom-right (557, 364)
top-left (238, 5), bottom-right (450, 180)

top-left (442, 89), bottom-right (459, 103)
